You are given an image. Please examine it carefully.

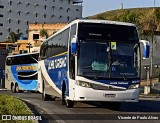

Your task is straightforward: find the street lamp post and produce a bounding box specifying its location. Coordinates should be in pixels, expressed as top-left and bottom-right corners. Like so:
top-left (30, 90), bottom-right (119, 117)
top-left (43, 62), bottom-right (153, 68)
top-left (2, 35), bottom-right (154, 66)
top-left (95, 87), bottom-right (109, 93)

top-left (26, 43), bottom-right (32, 53)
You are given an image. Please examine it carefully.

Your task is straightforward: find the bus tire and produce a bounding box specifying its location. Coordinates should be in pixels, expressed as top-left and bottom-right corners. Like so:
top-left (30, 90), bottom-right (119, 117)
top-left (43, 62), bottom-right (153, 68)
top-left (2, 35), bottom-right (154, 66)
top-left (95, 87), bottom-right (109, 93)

top-left (42, 82), bottom-right (50, 101)
top-left (15, 84), bottom-right (19, 93)
top-left (11, 83), bottom-right (15, 93)
top-left (62, 83), bottom-right (74, 108)
top-left (50, 96), bottom-right (56, 101)
top-left (65, 99), bottom-right (74, 108)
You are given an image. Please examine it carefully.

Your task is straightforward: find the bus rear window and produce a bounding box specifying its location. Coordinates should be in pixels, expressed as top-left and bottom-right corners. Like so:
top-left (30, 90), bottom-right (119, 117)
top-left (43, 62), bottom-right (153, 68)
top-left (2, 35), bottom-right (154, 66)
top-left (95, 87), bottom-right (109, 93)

top-left (78, 23), bottom-right (138, 41)
top-left (6, 54), bottom-right (39, 66)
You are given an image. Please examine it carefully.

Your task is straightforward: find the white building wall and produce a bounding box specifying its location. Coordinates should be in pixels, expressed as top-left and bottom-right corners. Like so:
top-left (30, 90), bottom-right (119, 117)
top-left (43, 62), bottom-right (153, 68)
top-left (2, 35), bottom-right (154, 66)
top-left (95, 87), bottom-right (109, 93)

top-left (0, 0), bottom-right (82, 41)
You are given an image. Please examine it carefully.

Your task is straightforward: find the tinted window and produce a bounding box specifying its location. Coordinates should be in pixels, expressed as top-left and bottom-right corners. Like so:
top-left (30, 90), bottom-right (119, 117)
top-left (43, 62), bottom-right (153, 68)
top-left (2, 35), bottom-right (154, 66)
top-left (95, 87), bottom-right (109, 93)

top-left (78, 23), bottom-right (138, 42)
top-left (6, 53), bottom-right (39, 66)
top-left (40, 28), bottom-right (70, 59)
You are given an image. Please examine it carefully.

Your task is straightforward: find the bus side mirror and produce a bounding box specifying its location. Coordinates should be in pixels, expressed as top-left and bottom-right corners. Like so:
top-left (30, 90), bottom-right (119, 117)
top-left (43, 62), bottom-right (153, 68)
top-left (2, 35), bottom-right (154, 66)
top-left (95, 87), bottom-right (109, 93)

top-left (71, 35), bottom-right (78, 55)
top-left (140, 40), bottom-right (150, 59)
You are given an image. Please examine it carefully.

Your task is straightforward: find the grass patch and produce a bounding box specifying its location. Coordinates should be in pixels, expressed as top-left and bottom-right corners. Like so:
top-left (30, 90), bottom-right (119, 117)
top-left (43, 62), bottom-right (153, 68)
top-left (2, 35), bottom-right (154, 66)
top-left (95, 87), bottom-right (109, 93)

top-left (0, 94), bottom-right (34, 123)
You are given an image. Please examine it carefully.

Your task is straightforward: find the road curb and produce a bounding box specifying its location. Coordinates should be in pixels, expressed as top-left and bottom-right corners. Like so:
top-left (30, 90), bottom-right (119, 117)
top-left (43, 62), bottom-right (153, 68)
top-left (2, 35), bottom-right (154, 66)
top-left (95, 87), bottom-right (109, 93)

top-left (139, 95), bottom-right (160, 98)
top-left (0, 88), bottom-right (7, 90)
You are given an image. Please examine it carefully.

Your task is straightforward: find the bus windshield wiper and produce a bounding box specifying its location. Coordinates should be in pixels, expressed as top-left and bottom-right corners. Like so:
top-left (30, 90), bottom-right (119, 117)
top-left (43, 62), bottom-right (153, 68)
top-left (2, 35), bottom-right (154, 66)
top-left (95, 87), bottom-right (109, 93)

top-left (120, 73), bottom-right (127, 80)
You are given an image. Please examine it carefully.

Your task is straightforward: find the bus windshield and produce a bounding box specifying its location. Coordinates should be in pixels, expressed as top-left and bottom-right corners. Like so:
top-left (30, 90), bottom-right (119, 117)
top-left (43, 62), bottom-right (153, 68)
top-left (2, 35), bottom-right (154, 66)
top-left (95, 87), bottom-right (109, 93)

top-left (78, 40), bottom-right (139, 79)
top-left (77, 23), bottom-right (139, 79)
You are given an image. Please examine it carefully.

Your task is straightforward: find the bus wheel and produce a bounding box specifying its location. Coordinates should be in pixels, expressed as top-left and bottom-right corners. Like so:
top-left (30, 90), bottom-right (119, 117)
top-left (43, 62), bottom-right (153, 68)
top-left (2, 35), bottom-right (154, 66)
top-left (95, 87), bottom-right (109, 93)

top-left (50, 96), bottom-right (56, 101)
top-left (15, 84), bottom-right (19, 93)
top-left (42, 84), bottom-right (50, 101)
top-left (62, 86), bottom-right (74, 108)
top-left (66, 99), bottom-right (74, 108)
top-left (11, 84), bottom-right (15, 93)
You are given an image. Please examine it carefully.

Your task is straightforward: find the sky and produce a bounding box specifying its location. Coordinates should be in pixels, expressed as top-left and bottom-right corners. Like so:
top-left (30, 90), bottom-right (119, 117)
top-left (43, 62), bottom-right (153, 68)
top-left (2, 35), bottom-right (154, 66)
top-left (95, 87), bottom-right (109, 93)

top-left (82, 0), bottom-right (160, 17)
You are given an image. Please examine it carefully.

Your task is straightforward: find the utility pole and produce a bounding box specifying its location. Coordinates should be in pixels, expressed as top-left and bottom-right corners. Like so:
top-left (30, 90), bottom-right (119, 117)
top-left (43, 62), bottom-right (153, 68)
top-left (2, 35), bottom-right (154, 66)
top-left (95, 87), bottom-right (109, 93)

top-left (150, 0), bottom-right (156, 92)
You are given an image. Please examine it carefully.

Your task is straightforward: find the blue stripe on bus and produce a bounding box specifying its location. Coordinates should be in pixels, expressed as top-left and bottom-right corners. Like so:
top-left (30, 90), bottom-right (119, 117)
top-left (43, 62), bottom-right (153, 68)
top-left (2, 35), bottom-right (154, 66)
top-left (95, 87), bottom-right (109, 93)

top-left (44, 54), bottom-right (69, 96)
top-left (10, 64), bottom-right (38, 90)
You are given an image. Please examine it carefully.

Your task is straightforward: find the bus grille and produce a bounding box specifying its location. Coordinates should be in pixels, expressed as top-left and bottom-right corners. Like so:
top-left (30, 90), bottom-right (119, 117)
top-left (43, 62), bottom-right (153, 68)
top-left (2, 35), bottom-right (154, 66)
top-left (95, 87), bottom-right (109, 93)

top-left (91, 83), bottom-right (126, 91)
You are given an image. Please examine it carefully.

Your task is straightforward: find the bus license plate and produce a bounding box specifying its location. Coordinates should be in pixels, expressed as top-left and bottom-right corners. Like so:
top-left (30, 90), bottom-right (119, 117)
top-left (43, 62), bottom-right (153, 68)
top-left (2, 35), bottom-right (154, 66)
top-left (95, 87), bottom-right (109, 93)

top-left (104, 94), bottom-right (116, 98)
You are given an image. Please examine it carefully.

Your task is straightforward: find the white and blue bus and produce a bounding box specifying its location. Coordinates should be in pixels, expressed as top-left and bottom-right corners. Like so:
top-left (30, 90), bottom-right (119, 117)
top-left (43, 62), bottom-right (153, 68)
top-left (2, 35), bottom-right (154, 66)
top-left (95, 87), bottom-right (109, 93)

top-left (38, 19), bottom-right (149, 108)
top-left (5, 52), bottom-right (39, 93)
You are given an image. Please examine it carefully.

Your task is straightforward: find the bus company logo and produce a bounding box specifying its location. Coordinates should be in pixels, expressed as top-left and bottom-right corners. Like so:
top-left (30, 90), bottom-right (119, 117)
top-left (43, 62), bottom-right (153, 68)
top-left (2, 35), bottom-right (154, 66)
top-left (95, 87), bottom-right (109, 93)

top-left (48, 57), bottom-right (67, 70)
top-left (16, 66), bottom-right (38, 71)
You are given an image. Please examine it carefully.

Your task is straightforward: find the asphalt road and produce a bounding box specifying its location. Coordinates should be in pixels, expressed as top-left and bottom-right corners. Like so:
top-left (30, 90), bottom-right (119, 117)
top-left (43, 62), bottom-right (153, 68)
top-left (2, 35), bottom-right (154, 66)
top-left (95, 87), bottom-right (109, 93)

top-left (0, 90), bottom-right (160, 123)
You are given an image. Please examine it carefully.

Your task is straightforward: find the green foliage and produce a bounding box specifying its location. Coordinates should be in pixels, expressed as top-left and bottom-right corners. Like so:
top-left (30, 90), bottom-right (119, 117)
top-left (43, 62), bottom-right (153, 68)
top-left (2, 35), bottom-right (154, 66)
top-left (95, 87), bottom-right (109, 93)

top-left (154, 8), bottom-right (160, 20)
top-left (8, 32), bottom-right (23, 43)
top-left (89, 7), bottom-right (160, 32)
top-left (0, 94), bottom-right (33, 123)
top-left (40, 29), bottom-right (48, 39)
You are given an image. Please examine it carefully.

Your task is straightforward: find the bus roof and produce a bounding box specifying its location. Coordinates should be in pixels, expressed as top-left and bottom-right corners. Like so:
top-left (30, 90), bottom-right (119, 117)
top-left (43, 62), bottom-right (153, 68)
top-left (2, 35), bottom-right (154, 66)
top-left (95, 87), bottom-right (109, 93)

top-left (7, 52), bottom-right (39, 58)
top-left (43, 19), bottom-right (136, 44)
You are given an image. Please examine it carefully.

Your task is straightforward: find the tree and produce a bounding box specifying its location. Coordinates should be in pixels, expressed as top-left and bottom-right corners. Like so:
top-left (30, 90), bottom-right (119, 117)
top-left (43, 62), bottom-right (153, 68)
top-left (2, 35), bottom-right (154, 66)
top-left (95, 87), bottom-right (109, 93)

top-left (40, 29), bottom-right (48, 39)
top-left (8, 31), bottom-right (23, 42)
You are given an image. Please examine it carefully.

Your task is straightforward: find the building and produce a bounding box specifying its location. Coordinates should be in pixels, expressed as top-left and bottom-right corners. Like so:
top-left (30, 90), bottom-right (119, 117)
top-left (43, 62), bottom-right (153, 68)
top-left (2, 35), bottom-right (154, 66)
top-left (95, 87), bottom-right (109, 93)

top-left (0, 0), bottom-right (83, 42)
top-left (28, 23), bottom-right (67, 52)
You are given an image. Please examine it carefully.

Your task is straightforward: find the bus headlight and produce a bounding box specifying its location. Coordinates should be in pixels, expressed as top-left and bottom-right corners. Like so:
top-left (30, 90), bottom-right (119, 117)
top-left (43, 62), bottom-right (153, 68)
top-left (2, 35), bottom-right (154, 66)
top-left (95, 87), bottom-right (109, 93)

top-left (128, 84), bottom-right (139, 89)
top-left (76, 81), bottom-right (92, 88)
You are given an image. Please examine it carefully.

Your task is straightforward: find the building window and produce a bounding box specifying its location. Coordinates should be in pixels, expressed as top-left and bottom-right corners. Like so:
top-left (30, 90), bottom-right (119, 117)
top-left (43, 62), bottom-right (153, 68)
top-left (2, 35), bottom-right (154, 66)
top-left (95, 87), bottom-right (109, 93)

top-left (0, 5), bottom-right (4, 8)
top-left (7, 28), bottom-right (11, 32)
top-left (35, 4), bottom-right (38, 8)
top-left (67, 8), bottom-right (70, 12)
top-left (52, 6), bottom-right (55, 10)
top-left (76, 9), bottom-right (79, 11)
top-left (25, 29), bottom-right (28, 34)
top-left (17, 1), bottom-right (21, 6)
top-left (33, 34), bottom-right (39, 39)
top-left (51, 14), bottom-right (54, 18)
top-left (0, 32), bottom-right (2, 35)
top-left (68, 0), bottom-right (71, 4)
top-left (26, 3), bottom-right (30, 7)
top-left (59, 15), bottom-right (62, 20)
top-left (0, 23), bottom-right (3, 26)
top-left (0, 14), bottom-right (3, 17)
top-left (17, 20), bottom-right (20, 24)
top-left (67, 16), bottom-right (69, 21)
top-left (26, 12), bottom-right (29, 15)
top-left (59, 7), bottom-right (63, 11)
top-left (44, 14), bottom-right (46, 18)
top-left (8, 1), bottom-right (12, 6)
top-left (25, 21), bottom-right (29, 25)
top-left (44, 5), bottom-right (47, 10)
top-left (8, 19), bottom-right (11, 23)
top-left (17, 11), bottom-right (21, 16)
top-left (35, 13), bottom-right (38, 17)
top-left (53, 0), bottom-right (55, 2)
top-left (8, 10), bottom-right (12, 14)
top-left (16, 29), bottom-right (20, 33)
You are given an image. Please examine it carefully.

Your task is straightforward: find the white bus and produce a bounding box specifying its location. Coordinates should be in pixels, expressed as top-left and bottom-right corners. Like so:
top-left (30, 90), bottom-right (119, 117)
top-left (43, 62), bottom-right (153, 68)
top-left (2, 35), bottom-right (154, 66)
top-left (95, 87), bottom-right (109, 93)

top-left (5, 52), bottom-right (39, 93)
top-left (38, 19), bottom-right (149, 108)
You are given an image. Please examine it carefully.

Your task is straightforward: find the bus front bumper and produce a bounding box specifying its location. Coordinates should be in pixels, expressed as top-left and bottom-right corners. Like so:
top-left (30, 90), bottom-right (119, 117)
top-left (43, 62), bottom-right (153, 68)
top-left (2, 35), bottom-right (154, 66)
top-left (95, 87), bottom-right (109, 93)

top-left (73, 86), bottom-right (139, 102)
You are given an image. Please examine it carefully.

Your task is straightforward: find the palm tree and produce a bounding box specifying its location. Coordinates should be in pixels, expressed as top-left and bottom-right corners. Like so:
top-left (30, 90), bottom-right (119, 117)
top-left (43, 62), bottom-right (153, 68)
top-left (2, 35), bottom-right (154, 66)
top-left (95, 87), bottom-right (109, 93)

top-left (40, 29), bottom-right (48, 39)
top-left (8, 31), bottom-right (23, 42)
